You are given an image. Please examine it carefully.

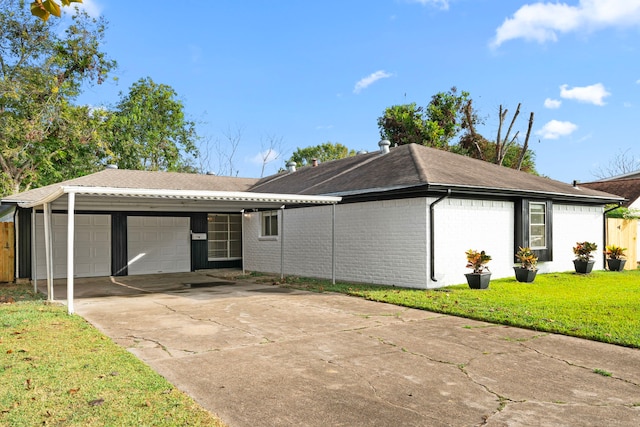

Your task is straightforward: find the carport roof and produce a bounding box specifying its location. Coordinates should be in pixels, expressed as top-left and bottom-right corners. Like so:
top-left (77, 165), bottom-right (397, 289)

top-left (1, 169), bottom-right (341, 209)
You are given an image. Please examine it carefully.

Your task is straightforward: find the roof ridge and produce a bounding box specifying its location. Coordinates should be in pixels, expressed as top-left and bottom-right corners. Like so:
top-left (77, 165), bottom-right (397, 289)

top-left (407, 144), bottom-right (430, 184)
top-left (299, 153), bottom-right (382, 193)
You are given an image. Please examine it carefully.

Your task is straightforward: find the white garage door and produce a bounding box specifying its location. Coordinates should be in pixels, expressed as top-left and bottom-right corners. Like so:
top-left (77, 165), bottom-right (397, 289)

top-left (127, 216), bottom-right (190, 275)
top-left (36, 214), bottom-right (111, 279)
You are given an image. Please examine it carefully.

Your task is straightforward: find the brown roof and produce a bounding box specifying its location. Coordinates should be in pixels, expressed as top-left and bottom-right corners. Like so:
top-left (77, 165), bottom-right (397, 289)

top-left (251, 144), bottom-right (622, 202)
top-left (1, 145), bottom-right (623, 206)
top-left (2, 169), bottom-right (259, 203)
top-left (579, 178), bottom-right (640, 207)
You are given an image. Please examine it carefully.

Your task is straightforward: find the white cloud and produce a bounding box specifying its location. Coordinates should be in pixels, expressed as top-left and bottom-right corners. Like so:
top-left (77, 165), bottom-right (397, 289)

top-left (544, 98), bottom-right (562, 109)
top-left (560, 83), bottom-right (611, 106)
top-left (250, 149), bottom-right (279, 164)
top-left (636, 79), bottom-right (640, 84)
top-left (407, 0), bottom-right (450, 10)
top-left (536, 120), bottom-right (578, 139)
top-left (353, 70), bottom-right (393, 94)
top-left (62, 0), bottom-right (102, 18)
top-left (491, 0), bottom-right (640, 48)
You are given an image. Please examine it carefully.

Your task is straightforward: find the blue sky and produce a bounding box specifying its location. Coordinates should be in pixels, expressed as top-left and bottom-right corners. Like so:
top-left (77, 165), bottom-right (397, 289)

top-left (73, 0), bottom-right (640, 182)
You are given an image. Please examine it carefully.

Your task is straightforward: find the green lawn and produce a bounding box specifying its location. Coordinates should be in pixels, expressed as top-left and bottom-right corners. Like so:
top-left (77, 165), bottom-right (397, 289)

top-left (0, 285), bottom-right (225, 427)
top-left (280, 270), bottom-right (640, 348)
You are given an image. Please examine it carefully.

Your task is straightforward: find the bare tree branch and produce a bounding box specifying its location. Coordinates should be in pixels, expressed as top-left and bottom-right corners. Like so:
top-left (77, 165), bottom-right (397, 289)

top-left (516, 112), bottom-right (535, 171)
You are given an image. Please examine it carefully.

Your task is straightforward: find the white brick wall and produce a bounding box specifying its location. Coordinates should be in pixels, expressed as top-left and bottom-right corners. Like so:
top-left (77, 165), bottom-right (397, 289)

top-left (432, 198), bottom-right (514, 287)
top-left (545, 204), bottom-right (604, 272)
top-left (243, 198), bottom-right (607, 289)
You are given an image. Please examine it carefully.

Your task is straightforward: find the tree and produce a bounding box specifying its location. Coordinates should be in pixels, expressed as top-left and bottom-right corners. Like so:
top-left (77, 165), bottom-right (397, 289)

top-left (258, 134), bottom-right (284, 177)
top-left (0, 0), bottom-right (115, 195)
top-left (378, 88), bottom-right (538, 173)
top-left (377, 87), bottom-right (472, 149)
top-left (288, 142), bottom-right (356, 167)
top-left (30, 0), bottom-right (82, 21)
top-left (105, 77), bottom-right (199, 171)
top-left (591, 148), bottom-right (640, 179)
top-left (458, 101), bottom-right (536, 172)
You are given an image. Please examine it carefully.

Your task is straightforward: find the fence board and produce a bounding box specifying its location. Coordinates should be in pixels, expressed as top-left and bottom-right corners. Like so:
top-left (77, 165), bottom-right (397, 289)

top-left (606, 218), bottom-right (638, 270)
top-left (1, 222), bottom-right (15, 282)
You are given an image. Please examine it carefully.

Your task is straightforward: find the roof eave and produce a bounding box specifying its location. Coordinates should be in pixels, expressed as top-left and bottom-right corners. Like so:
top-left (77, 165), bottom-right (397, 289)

top-left (328, 182), bottom-right (624, 204)
top-left (16, 185), bottom-right (341, 208)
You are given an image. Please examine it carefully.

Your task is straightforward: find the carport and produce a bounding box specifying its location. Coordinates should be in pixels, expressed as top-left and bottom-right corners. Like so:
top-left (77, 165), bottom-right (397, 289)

top-left (10, 184), bottom-right (340, 314)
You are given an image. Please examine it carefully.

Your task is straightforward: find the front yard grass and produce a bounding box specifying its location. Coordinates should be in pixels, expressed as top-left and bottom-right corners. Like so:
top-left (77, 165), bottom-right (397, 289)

top-left (0, 284), bottom-right (224, 427)
top-left (281, 270), bottom-right (640, 348)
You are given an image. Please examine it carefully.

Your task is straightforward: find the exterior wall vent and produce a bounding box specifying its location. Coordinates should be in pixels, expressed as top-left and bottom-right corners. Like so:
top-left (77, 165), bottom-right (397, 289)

top-left (379, 139), bottom-right (391, 154)
top-left (286, 161), bottom-right (297, 173)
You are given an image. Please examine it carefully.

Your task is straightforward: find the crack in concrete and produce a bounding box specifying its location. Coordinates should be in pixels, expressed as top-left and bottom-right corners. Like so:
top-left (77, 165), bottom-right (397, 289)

top-left (520, 342), bottom-right (640, 388)
top-left (129, 335), bottom-right (173, 357)
top-left (372, 334), bottom-right (522, 426)
top-left (323, 358), bottom-right (436, 423)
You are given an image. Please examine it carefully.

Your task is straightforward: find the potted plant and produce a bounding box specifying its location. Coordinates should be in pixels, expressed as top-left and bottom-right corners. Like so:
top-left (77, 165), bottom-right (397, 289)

top-left (465, 249), bottom-right (491, 289)
top-left (604, 245), bottom-right (627, 271)
top-left (572, 241), bottom-right (597, 274)
top-left (514, 246), bottom-right (538, 283)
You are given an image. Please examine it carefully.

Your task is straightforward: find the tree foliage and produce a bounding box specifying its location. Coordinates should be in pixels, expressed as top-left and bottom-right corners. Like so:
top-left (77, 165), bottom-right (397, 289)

top-left (377, 87), bottom-right (537, 173)
top-left (30, 0), bottom-right (82, 22)
top-left (288, 142), bottom-right (356, 167)
top-left (0, 0), bottom-right (115, 195)
top-left (104, 77), bottom-right (199, 171)
top-left (377, 87), bottom-right (471, 149)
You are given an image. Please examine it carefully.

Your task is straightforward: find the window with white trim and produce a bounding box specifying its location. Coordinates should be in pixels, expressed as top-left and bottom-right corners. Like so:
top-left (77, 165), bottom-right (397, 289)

top-left (261, 210), bottom-right (278, 237)
top-left (529, 202), bottom-right (547, 249)
top-left (207, 214), bottom-right (242, 260)
top-left (516, 199), bottom-right (553, 262)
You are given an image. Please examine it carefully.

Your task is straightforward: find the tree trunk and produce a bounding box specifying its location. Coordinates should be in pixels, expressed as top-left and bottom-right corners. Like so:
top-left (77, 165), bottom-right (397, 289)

top-left (516, 112), bottom-right (535, 171)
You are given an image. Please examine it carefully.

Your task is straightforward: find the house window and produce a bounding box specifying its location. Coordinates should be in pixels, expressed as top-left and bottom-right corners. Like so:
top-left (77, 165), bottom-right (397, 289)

top-left (516, 200), bottom-right (553, 262)
top-left (207, 214), bottom-right (242, 260)
top-left (261, 211), bottom-right (278, 237)
top-left (529, 202), bottom-right (546, 249)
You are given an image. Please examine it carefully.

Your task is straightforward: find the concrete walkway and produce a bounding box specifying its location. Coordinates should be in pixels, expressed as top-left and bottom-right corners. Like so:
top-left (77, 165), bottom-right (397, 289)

top-left (59, 273), bottom-right (640, 426)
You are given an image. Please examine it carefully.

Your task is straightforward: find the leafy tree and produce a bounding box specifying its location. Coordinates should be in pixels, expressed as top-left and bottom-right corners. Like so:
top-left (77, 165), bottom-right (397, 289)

top-left (0, 0), bottom-right (115, 195)
top-left (104, 77), bottom-right (199, 171)
top-left (378, 88), bottom-right (538, 173)
top-left (377, 87), bottom-right (471, 149)
top-left (30, 0), bottom-right (82, 21)
top-left (288, 142), bottom-right (356, 167)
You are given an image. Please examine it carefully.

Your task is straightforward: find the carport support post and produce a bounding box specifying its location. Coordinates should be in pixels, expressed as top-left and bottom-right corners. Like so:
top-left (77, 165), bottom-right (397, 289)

top-left (280, 205), bottom-right (285, 281)
top-left (241, 209), bottom-right (245, 275)
top-left (332, 204), bottom-right (336, 285)
top-left (43, 202), bottom-right (53, 301)
top-left (66, 192), bottom-right (75, 314)
top-left (31, 209), bottom-right (37, 293)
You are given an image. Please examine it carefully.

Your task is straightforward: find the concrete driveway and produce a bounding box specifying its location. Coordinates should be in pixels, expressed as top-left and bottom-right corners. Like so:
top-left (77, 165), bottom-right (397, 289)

top-left (60, 272), bottom-right (640, 426)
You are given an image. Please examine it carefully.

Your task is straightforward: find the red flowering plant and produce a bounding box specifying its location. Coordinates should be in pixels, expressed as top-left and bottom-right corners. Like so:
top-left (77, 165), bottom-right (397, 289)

top-left (572, 241), bottom-right (597, 262)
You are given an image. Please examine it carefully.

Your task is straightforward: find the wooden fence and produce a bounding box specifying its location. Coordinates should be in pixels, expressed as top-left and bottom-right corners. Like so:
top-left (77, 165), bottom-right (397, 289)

top-left (1, 222), bottom-right (15, 282)
top-left (606, 218), bottom-right (638, 270)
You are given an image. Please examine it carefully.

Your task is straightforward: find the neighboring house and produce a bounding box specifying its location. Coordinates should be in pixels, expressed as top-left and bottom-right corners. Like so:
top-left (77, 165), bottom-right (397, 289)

top-left (0, 143), bottom-right (623, 306)
top-left (579, 172), bottom-right (640, 265)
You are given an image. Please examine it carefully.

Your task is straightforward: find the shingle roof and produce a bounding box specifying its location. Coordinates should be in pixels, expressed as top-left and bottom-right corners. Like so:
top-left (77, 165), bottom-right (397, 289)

top-left (1, 145), bottom-right (623, 206)
top-left (2, 169), bottom-right (259, 203)
top-left (251, 144), bottom-right (622, 202)
top-left (579, 178), bottom-right (640, 207)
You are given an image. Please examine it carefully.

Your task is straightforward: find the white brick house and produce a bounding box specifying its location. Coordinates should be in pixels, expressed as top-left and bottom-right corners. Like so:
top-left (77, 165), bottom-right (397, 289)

top-left (1, 143), bottom-right (623, 302)
top-left (246, 143), bottom-right (622, 288)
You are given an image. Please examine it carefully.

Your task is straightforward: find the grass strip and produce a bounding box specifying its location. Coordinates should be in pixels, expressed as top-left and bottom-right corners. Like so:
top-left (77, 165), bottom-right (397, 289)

top-left (278, 270), bottom-right (640, 348)
top-left (0, 285), bottom-right (225, 427)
